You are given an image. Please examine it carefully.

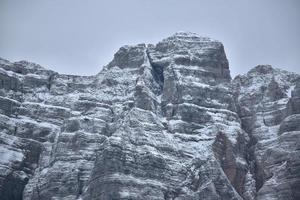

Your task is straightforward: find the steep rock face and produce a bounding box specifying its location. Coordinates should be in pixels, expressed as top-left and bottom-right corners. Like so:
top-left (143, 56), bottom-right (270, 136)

top-left (232, 65), bottom-right (300, 200)
top-left (0, 32), bottom-right (299, 200)
top-left (85, 32), bottom-right (245, 200)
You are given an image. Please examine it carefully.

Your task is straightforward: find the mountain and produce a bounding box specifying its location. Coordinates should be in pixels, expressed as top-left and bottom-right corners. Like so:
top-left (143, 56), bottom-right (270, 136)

top-left (0, 32), bottom-right (299, 200)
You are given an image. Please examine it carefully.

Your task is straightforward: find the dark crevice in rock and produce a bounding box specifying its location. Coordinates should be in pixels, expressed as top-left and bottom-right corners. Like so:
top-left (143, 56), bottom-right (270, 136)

top-left (237, 112), bottom-right (263, 195)
top-left (245, 130), bottom-right (263, 193)
top-left (151, 61), bottom-right (164, 91)
top-left (0, 172), bottom-right (29, 200)
top-left (77, 169), bottom-right (84, 197)
top-left (0, 141), bottom-right (42, 200)
top-left (101, 123), bottom-right (114, 137)
top-left (163, 188), bottom-right (181, 200)
top-left (34, 175), bottom-right (42, 200)
top-left (146, 50), bottom-right (164, 93)
top-left (213, 132), bottom-right (248, 197)
top-left (47, 73), bottom-right (57, 91)
top-left (237, 86), bottom-right (266, 194)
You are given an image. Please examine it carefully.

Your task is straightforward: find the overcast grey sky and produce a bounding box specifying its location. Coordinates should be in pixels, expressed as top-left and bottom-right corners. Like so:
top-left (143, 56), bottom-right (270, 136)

top-left (0, 0), bottom-right (299, 77)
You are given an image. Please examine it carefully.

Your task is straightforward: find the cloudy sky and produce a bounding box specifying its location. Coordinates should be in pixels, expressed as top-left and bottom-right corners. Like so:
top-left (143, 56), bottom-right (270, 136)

top-left (0, 0), bottom-right (299, 77)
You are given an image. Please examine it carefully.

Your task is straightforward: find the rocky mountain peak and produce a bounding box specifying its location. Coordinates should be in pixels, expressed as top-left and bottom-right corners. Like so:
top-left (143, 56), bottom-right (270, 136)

top-left (0, 33), bottom-right (299, 200)
top-left (249, 64), bottom-right (274, 75)
top-left (107, 43), bottom-right (147, 69)
top-left (0, 58), bottom-right (54, 77)
top-left (164, 31), bottom-right (218, 43)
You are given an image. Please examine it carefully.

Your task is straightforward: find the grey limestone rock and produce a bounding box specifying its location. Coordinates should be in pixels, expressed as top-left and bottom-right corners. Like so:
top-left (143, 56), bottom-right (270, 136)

top-left (0, 32), bottom-right (299, 200)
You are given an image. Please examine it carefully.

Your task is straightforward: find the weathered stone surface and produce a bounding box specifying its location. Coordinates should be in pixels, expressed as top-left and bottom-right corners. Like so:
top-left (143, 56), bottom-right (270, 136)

top-left (0, 33), bottom-right (299, 200)
top-left (232, 65), bottom-right (300, 200)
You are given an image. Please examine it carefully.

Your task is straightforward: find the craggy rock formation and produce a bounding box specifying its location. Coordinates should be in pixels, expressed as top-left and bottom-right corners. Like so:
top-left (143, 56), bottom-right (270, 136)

top-left (232, 66), bottom-right (300, 200)
top-left (0, 32), bottom-right (299, 200)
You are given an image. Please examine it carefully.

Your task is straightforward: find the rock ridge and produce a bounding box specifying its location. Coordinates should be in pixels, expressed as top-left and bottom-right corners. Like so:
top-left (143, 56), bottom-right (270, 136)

top-left (0, 32), bottom-right (299, 200)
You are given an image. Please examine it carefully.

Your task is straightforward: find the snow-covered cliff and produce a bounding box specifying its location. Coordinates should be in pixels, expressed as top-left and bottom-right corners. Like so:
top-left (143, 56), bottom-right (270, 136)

top-left (0, 32), bottom-right (299, 200)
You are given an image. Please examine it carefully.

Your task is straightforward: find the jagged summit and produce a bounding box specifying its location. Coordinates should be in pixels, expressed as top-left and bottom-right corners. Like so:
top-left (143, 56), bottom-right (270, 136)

top-left (105, 32), bottom-right (230, 84)
top-left (163, 31), bottom-right (218, 42)
top-left (0, 57), bottom-right (54, 76)
top-left (250, 64), bottom-right (274, 74)
top-left (245, 64), bottom-right (286, 77)
top-left (0, 33), bottom-right (300, 200)
top-left (154, 31), bottom-right (222, 53)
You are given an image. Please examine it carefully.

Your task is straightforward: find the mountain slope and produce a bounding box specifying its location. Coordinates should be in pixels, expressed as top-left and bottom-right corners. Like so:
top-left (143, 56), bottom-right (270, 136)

top-left (0, 32), bottom-right (299, 200)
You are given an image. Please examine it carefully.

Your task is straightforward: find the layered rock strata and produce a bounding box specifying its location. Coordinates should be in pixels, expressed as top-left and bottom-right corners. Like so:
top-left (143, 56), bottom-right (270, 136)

top-left (0, 32), bottom-right (299, 200)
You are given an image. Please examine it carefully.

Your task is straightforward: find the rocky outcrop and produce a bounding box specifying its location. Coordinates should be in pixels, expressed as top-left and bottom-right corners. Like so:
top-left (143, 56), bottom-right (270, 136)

top-left (0, 32), bottom-right (299, 200)
top-left (84, 32), bottom-right (245, 200)
top-left (232, 65), bottom-right (300, 200)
